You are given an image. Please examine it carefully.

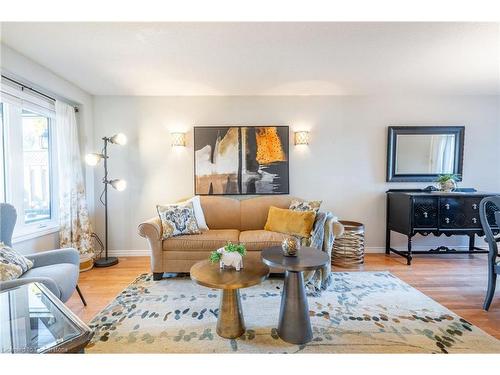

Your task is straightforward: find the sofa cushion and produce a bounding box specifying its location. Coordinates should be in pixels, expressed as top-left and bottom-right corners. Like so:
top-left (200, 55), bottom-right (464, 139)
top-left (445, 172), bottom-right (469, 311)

top-left (157, 202), bottom-right (201, 239)
top-left (22, 263), bottom-right (79, 301)
top-left (172, 196), bottom-right (209, 230)
top-left (264, 206), bottom-right (316, 238)
top-left (239, 230), bottom-right (290, 251)
top-left (240, 196), bottom-right (296, 231)
top-left (162, 229), bottom-right (240, 252)
top-left (289, 199), bottom-right (322, 213)
top-left (200, 196), bottom-right (241, 230)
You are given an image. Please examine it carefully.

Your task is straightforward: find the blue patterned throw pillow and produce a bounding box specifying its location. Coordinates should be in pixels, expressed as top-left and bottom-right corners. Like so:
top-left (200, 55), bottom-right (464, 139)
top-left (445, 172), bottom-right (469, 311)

top-left (289, 199), bottom-right (322, 213)
top-left (0, 242), bottom-right (34, 281)
top-left (157, 202), bottom-right (201, 239)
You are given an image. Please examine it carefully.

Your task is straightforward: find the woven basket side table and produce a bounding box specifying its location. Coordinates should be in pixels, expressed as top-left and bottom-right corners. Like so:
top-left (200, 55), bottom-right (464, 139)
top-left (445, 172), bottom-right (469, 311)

top-left (332, 220), bottom-right (365, 267)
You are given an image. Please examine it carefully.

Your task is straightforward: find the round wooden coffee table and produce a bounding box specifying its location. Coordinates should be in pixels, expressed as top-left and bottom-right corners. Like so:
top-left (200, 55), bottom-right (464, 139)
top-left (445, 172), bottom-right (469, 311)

top-left (261, 246), bottom-right (329, 345)
top-left (190, 260), bottom-right (270, 339)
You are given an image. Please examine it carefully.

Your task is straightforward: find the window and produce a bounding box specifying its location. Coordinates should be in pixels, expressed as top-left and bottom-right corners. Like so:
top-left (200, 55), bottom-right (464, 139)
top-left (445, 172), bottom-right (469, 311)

top-left (1, 78), bottom-right (58, 241)
top-left (22, 110), bottom-right (52, 224)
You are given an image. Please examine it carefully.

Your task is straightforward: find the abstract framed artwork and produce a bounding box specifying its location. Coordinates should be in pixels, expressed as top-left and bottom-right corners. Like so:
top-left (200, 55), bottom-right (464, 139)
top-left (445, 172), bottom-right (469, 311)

top-left (194, 126), bottom-right (289, 195)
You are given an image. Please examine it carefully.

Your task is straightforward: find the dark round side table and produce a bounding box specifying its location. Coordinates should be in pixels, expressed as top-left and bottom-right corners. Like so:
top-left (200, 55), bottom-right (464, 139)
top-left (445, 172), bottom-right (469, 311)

top-left (261, 246), bottom-right (329, 345)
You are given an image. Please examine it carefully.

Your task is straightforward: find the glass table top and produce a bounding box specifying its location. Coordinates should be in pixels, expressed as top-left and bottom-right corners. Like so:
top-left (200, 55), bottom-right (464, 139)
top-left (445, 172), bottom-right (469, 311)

top-left (0, 283), bottom-right (83, 353)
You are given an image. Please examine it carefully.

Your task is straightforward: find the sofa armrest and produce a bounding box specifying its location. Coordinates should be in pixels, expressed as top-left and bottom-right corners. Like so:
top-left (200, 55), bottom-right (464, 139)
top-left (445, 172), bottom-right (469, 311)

top-left (138, 216), bottom-right (163, 273)
top-left (138, 216), bottom-right (162, 241)
top-left (25, 248), bottom-right (80, 268)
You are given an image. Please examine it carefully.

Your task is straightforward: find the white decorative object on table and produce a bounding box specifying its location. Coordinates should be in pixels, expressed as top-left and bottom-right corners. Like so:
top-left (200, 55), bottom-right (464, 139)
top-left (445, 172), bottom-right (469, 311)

top-left (217, 248), bottom-right (244, 271)
top-left (209, 242), bottom-right (247, 271)
top-left (436, 174), bottom-right (459, 192)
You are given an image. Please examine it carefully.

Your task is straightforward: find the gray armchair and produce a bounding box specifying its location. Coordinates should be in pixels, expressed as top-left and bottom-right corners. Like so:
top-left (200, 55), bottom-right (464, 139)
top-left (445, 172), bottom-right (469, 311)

top-left (0, 203), bottom-right (86, 305)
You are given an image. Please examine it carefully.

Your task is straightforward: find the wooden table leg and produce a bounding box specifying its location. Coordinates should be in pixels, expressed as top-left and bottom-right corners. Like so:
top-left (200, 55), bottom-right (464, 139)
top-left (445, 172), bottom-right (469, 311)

top-left (278, 270), bottom-right (313, 345)
top-left (216, 288), bottom-right (245, 339)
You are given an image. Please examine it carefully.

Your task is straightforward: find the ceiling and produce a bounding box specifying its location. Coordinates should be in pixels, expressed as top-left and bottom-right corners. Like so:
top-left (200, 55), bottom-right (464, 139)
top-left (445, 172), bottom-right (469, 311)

top-left (1, 22), bottom-right (499, 96)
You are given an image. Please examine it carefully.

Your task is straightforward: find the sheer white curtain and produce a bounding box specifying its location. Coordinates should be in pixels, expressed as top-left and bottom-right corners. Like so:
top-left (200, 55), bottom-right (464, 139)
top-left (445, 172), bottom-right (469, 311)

top-left (55, 101), bottom-right (94, 257)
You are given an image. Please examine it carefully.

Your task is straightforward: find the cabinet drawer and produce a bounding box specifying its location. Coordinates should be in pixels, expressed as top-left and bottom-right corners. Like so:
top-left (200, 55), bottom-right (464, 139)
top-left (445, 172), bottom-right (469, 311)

top-left (440, 197), bottom-right (466, 228)
top-left (465, 198), bottom-right (482, 228)
top-left (412, 197), bottom-right (438, 228)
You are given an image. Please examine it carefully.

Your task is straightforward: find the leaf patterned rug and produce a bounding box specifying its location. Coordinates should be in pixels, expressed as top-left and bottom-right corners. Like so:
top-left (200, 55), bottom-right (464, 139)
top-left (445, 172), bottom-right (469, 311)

top-left (86, 272), bottom-right (500, 353)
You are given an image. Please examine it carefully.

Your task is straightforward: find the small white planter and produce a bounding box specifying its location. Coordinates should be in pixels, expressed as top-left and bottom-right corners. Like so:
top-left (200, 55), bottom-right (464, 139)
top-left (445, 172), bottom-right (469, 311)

top-left (217, 248), bottom-right (244, 271)
top-left (437, 179), bottom-right (457, 192)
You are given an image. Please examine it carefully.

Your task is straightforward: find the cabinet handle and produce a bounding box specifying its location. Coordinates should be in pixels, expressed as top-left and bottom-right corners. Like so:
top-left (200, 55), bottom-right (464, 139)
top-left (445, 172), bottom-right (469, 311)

top-left (445, 204), bottom-right (450, 210)
top-left (445, 217), bottom-right (450, 224)
top-left (423, 212), bottom-right (428, 218)
top-left (472, 204), bottom-right (478, 210)
top-left (472, 218), bottom-right (477, 224)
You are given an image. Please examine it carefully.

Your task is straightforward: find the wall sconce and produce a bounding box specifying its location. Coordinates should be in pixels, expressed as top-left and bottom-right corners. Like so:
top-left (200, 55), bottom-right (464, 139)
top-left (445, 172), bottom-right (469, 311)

top-left (171, 132), bottom-right (186, 147)
top-left (294, 131), bottom-right (310, 145)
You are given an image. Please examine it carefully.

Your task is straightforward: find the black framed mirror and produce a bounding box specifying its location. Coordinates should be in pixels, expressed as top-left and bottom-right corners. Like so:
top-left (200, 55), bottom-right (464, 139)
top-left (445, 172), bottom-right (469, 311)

top-left (386, 126), bottom-right (464, 182)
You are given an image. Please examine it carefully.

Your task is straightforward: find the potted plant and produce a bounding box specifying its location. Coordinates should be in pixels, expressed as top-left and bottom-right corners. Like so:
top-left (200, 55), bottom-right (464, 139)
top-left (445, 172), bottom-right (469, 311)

top-left (209, 242), bottom-right (247, 271)
top-left (436, 174), bottom-right (460, 192)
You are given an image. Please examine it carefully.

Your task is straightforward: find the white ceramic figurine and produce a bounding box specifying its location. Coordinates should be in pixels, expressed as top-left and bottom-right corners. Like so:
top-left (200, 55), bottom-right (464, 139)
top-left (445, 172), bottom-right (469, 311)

top-left (217, 247), bottom-right (244, 271)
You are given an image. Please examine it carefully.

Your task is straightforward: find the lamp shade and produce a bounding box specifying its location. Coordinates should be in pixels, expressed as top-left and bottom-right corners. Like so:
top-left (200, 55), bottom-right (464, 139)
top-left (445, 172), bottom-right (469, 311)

top-left (294, 131), bottom-right (310, 145)
top-left (109, 179), bottom-right (127, 191)
top-left (110, 133), bottom-right (127, 145)
top-left (171, 132), bottom-right (186, 146)
top-left (85, 153), bottom-right (103, 166)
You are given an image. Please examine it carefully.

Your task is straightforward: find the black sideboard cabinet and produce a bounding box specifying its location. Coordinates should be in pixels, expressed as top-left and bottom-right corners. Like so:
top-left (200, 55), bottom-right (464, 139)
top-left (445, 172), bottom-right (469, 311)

top-left (386, 189), bottom-right (499, 265)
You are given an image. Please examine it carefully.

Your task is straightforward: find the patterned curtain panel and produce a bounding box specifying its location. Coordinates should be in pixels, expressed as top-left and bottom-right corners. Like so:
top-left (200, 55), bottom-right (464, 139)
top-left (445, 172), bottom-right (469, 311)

top-left (55, 101), bottom-right (94, 257)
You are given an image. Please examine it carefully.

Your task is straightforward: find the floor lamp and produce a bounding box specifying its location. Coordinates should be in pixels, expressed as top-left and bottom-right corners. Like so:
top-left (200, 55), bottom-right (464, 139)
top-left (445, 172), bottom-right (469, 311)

top-left (85, 133), bottom-right (127, 267)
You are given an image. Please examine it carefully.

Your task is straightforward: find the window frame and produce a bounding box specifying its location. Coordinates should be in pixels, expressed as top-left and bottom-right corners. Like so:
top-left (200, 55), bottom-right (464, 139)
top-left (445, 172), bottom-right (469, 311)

top-left (1, 89), bottom-right (59, 243)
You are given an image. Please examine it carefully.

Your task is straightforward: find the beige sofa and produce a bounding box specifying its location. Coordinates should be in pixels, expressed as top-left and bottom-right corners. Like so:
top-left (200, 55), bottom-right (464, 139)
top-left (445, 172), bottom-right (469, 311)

top-left (138, 195), bottom-right (343, 280)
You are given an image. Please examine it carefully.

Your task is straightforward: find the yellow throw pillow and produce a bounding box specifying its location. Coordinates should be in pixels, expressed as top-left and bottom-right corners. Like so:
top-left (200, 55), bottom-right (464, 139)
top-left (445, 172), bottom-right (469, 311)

top-left (264, 206), bottom-right (316, 238)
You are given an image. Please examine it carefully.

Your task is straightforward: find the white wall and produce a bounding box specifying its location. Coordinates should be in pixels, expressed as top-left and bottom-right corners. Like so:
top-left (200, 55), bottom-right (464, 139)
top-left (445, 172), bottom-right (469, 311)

top-left (1, 44), bottom-right (95, 253)
top-left (93, 95), bottom-right (500, 255)
top-left (3, 46), bottom-right (498, 257)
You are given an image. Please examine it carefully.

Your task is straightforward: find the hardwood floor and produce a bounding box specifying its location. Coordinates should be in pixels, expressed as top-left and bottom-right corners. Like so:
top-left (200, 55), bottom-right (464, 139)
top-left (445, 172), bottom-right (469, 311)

top-left (66, 253), bottom-right (500, 339)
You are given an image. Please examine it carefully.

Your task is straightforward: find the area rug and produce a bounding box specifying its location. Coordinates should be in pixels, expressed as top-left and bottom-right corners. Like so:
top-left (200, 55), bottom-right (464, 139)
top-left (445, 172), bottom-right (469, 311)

top-left (86, 272), bottom-right (500, 353)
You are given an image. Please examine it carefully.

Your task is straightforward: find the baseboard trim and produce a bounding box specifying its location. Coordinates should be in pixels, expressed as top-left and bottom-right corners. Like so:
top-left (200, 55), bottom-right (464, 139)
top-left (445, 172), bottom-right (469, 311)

top-left (108, 249), bottom-right (150, 257)
top-left (108, 246), bottom-right (489, 257)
